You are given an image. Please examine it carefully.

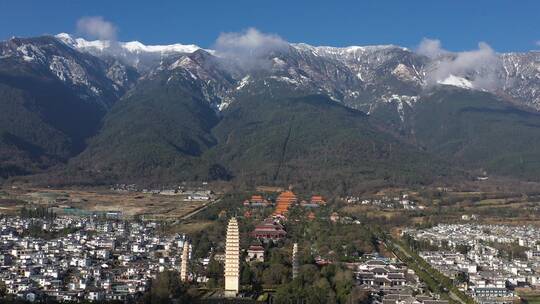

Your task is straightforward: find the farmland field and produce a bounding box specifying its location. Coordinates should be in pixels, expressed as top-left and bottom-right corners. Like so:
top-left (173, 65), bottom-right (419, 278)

top-left (0, 186), bottom-right (215, 220)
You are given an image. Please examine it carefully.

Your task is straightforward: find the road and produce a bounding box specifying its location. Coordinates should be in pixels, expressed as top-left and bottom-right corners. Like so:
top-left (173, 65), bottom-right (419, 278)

top-left (178, 198), bottom-right (222, 221)
top-left (387, 239), bottom-right (467, 304)
top-left (448, 291), bottom-right (467, 304)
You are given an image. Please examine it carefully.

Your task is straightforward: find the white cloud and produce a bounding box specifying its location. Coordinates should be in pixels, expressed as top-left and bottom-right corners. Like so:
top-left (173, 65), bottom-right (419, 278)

top-left (416, 38), bottom-right (448, 58)
top-left (214, 28), bottom-right (289, 71)
top-left (76, 16), bottom-right (117, 41)
top-left (417, 39), bottom-right (502, 90)
top-left (215, 28), bottom-right (288, 56)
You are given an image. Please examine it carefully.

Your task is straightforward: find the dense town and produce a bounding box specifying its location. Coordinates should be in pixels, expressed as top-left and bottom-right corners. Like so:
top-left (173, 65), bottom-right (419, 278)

top-left (0, 215), bottom-right (190, 302)
top-left (0, 188), bottom-right (538, 304)
top-left (403, 224), bottom-right (540, 304)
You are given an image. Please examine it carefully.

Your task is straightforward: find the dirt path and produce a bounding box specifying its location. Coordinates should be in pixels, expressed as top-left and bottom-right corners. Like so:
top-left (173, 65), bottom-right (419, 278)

top-left (177, 198), bottom-right (222, 221)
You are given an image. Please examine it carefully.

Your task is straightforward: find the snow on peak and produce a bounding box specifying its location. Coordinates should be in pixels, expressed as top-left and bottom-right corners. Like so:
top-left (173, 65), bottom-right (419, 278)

top-left (438, 75), bottom-right (474, 89)
top-left (54, 33), bottom-right (204, 71)
top-left (292, 43), bottom-right (407, 55)
top-left (56, 33), bottom-right (111, 51)
top-left (55, 33), bottom-right (74, 43)
top-left (55, 33), bottom-right (201, 55)
top-left (122, 41), bottom-right (200, 54)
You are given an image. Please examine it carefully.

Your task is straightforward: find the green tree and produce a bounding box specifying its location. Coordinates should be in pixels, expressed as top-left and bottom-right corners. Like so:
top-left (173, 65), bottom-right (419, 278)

top-left (333, 269), bottom-right (354, 303)
top-left (347, 286), bottom-right (370, 304)
top-left (240, 262), bottom-right (254, 285)
top-left (205, 258), bottom-right (223, 288)
top-left (140, 270), bottom-right (191, 304)
top-left (262, 264), bottom-right (289, 286)
top-left (455, 272), bottom-right (468, 284)
top-left (0, 280), bottom-right (6, 297)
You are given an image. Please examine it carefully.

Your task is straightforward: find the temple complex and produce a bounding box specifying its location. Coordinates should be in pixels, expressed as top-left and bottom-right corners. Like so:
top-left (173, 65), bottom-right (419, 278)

top-left (224, 217), bottom-right (240, 297)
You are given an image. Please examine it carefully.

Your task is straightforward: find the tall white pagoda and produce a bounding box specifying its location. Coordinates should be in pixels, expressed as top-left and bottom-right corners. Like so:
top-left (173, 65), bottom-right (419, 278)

top-left (224, 217), bottom-right (240, 297)
top-left (180, 241), bottom-right (190, 282)
top-left (292, 243), bottom-right (299, 279)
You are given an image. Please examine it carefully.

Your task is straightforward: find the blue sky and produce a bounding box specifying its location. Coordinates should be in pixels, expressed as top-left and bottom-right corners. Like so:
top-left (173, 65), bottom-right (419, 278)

top-left (0, 0), bottom-right (538, 52)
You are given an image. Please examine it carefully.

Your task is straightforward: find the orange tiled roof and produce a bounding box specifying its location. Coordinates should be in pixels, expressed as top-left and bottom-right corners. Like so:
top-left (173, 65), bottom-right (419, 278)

top-left (273, 191), bottom-right (297, 215)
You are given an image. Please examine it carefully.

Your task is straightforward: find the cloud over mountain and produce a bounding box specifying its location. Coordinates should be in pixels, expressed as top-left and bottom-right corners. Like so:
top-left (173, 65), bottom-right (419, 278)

top-left (76, 16), bottom-right (118, 41)
top-left (416, 38), bottom-right (448, 58)
top-left (418, 38), bottom-right (502, 90)
top-left (214, 28), bottom-right (289, 71)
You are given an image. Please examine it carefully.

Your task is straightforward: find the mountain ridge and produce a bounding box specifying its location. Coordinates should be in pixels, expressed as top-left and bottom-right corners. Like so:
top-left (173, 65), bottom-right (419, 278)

top-left (50, 33), bottom-right (540, 114)
top-left (2, 33), bottom-right (540, 189)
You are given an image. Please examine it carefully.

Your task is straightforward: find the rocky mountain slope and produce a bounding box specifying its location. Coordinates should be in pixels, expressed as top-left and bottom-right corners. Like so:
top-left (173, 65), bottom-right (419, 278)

top-left (0, 36), bottom-right (137, 178)
top-left (56, 34), bottom-right (540, 115)
top-left (72, 75), bottom-right (456, 189)
top-left (2, 33), bottom-right (540, 187)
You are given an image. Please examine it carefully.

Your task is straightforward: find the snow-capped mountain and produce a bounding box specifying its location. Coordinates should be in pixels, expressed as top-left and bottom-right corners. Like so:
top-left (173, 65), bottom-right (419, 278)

top-left (3, 33), bottom-right (540, 184)
top-left (50, 33), bottom-right (540, 114)
top-left (0, 35), bottom-right (140, 177)
top-left (1, 32), bottom-right (538, 125)
top-left (0, 35), bottom-right (137, 108)
top-left (269, 43), bottom-right (540, 113)
top-left (55, 33), bottom-right (203, 72)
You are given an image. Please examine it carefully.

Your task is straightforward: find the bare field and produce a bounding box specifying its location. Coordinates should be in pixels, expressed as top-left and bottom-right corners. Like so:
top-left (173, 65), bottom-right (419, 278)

top-left (163, 220), bottom-right (214, 235)
top-left (0, 186), bottom-right (213, 219)
top-left (341, 205), bottom-right (405, 219)
top-left (339, 189), bottom-right (539, 228)
top-left (516, 288), bottom-right (540, 304)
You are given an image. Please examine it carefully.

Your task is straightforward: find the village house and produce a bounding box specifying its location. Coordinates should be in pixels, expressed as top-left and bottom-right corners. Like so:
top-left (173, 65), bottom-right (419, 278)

top-left (243, 195), bottom-right (272, 207)
top-left (300, 195), bottom-right (327, 208)
top-left (246, 244), bottom-right (265, 262)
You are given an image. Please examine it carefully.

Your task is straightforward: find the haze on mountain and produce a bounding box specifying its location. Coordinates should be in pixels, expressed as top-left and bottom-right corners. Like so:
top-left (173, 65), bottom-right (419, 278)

top-left (2, 19), bottom-right (540, 192)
